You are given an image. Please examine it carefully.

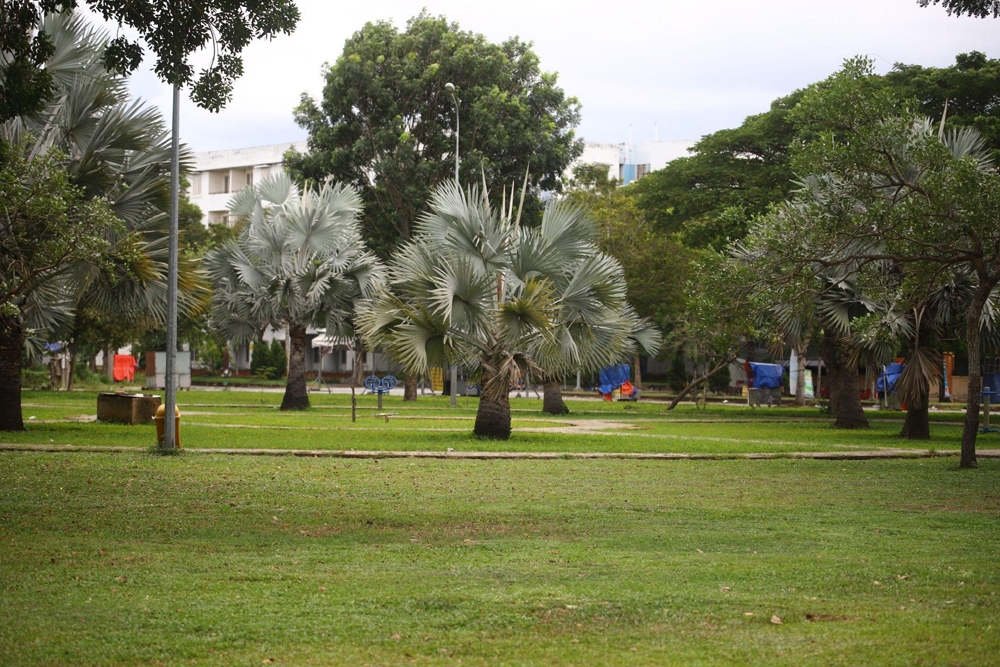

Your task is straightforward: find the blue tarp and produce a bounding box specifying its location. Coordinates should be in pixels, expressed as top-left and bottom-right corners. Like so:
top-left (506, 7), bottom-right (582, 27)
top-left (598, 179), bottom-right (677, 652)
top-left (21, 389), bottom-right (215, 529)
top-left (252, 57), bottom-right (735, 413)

top-left (597, 364), bottom-right (632, 395)
top-left (748, 362), bottom-right (783, 389)
top-left (982, 373), bottom-right (1000, 399)
top-left (877, 362), bottom-right (905, 393)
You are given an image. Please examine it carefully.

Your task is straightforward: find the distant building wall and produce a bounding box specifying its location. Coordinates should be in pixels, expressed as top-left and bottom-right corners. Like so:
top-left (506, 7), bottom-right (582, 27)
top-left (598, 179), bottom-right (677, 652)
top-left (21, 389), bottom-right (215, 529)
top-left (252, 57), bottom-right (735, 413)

top-left (568, 139), bottom-right (695, 186)
top-left (188, 142), bottom-right (307, 226)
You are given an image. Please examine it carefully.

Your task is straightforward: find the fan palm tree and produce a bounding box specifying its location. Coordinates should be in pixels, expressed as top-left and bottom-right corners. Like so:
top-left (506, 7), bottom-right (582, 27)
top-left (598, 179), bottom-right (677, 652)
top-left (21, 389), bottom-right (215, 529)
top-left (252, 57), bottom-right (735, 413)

top-left (359, 181), bottom-right (645, 438)
top-left (1, 11), bottom-right (207, 428)
top-left (206, 173), bottom-right (383, 410)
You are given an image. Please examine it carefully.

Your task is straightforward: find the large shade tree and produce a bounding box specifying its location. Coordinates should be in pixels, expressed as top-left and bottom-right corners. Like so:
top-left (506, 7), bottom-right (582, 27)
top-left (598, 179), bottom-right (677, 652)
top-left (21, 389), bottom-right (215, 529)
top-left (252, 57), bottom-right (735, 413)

top-left (285, 11), bottom-right (583, 258)
top-left (359, 182), bottom-right (645, 438)
top-left (206, 173), bottom-right (383, 410)
top-left (742, 58), bottom-right (1000, 467)
top-left (0, 0), bottom-right (299, 121)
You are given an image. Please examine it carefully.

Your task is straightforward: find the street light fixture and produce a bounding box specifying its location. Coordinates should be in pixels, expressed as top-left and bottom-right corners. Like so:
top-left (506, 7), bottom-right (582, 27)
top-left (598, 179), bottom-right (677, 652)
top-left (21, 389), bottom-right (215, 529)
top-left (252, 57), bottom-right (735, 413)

top-left (445, 82), bottom-right (459, 408)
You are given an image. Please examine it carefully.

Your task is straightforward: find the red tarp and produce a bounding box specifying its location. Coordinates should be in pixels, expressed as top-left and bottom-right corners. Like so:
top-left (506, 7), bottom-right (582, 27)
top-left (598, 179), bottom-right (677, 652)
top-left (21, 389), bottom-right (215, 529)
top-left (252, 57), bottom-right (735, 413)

top-left (113, 354), bottom-right (136, 382)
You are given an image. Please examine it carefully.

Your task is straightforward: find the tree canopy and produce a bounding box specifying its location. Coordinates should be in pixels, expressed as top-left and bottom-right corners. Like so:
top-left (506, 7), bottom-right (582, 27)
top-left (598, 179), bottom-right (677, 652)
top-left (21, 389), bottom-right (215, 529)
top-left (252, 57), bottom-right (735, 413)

top-left (631, 91), bottom-right (803, 251)
top-left (917, 0), bottom-right (1000, 18)
top-left (285, 12), bottom-right (583, 258)
top-left (0, 0), bottom-right (300, 120)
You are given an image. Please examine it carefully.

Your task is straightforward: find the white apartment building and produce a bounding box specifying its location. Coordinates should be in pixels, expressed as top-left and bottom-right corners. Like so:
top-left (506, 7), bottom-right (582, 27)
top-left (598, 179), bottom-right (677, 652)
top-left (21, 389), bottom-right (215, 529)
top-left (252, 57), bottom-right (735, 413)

top-left (187, 142), bottom-right (307, 225)
top-left (572, 139), bottom-right (695, 185)
top-left (189, 138), bottom-right (695, 227)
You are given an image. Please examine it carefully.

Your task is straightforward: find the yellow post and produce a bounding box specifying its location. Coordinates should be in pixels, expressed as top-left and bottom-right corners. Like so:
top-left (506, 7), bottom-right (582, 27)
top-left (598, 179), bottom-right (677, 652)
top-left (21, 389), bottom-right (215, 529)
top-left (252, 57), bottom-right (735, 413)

top-left (154, 403), bottom-right (181, 447)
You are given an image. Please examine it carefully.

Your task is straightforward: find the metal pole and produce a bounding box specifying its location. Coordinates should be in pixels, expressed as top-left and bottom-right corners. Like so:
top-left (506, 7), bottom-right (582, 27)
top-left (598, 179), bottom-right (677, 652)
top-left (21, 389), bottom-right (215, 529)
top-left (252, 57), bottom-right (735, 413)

top-left (984, 387), bottom-right (991, 429)
top-left (446, 82), bottom-right (459, 408)
top-left (162, 84), bottom-right (180, 449)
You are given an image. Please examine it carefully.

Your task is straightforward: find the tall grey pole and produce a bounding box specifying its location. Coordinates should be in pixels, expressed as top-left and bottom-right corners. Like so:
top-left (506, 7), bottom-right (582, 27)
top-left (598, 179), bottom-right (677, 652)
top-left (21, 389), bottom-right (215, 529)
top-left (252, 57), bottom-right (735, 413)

top-left (163, 84), bottom-right (180, 449)
top-left (446, 83), bottom-right (459, 408)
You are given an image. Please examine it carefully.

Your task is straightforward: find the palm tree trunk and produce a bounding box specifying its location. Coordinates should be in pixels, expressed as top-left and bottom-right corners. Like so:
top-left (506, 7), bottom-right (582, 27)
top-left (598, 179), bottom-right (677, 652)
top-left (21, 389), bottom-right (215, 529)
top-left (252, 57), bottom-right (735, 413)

top-left (822, 334), bottom-right (867, 429)
top-left (634, 355), bottom-right (642, 390)
top-left (474, 370), bottom-right (511, 439)
top-left (542, 376), bottom-right (569, 415)
top-left (900, 398), bottom-right (930, 439)
top-left (833, 360), bottom-right (868, 429)
top-left (404, 372), bottom-right (417, 401)
top-left (0, 316), bottom-right (26, 431)
top-left (280, 325), bottom-right (310, 411)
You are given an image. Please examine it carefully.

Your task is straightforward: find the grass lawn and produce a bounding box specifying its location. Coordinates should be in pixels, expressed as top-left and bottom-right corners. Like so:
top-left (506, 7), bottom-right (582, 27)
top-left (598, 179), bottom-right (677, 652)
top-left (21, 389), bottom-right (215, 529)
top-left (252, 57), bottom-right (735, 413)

top-left (11, 390), bottom-right (994, 456)
top-left (0, 451), bottom-right (997, 666)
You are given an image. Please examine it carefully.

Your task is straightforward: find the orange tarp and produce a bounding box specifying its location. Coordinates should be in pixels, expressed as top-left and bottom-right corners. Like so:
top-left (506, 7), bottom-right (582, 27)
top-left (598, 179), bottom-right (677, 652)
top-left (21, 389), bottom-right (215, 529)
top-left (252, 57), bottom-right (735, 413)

top-left (113, 354), bottom-right (137, 382)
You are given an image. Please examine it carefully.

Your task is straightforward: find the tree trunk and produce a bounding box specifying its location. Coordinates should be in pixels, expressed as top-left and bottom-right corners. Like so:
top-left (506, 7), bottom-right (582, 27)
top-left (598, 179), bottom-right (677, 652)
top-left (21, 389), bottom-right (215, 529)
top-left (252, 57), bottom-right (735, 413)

top-left (821, 334), bottom-right (867, 429)
top-left (833, 359), bottom-right (868, 429)
top-left (0, 316), bottom-right (26, 431)
top-left (900, 403), bottom-right (930, 440)
top-left (821, 333), bottom-right (842, 417)
top-left (634, 355), bottom-right (642, 390)
top-left (105, 343), bottom-right (114, 383)
top-left (404, 372), bottom-right (417, 401)
top-left (280, 325), bottom-right (310, 411)
top-left (542, 377), bottom-right (569, 415)
top-left (66, 340), bottom-right (78, 391)
top-left (666, 358), bottom-right (733, 410)
top-left (960, 280), bottom-right (994, 468)
top-left (794, 343), bottom-right (808, 406)
top-left (474, 371), bottom-right (511, 439)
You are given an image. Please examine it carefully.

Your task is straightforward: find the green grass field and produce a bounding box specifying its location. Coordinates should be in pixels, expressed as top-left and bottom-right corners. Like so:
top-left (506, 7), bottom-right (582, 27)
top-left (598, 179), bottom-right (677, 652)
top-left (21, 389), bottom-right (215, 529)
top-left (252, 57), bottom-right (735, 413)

top-left (10, 389), bottom-right (993, 455)
top-left (2, 390), bottom-right (998, 665)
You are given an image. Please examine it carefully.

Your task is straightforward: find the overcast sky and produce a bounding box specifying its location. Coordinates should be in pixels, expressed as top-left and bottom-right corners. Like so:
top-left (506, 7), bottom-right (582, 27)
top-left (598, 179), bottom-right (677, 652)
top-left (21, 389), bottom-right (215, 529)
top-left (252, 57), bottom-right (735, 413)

top-left (107, 0), bottom-right (997, 153)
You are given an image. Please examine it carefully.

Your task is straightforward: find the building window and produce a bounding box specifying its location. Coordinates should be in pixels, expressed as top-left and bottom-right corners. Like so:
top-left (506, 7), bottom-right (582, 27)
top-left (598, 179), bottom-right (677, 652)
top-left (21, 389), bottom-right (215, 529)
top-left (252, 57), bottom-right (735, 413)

top-left (635, 164), bottom-right (651, 180)
top-left (246, 172), bottom-right (253, 187)
top-left (223, 175), bottom-right (230, 193)
top-left (191, 175), bottom-right (202, 196)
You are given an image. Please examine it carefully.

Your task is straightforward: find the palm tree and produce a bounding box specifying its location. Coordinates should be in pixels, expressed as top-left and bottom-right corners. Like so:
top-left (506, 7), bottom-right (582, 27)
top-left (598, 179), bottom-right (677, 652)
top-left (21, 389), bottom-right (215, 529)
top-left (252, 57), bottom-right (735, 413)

top-left (206, 173), bottom-right (383, 410)
top-left (359, 181), bottom-right (643, 438)
top-left (536, 304), bottom-right (661, 415)
top-left (1, 11), bottom-right (207, 427)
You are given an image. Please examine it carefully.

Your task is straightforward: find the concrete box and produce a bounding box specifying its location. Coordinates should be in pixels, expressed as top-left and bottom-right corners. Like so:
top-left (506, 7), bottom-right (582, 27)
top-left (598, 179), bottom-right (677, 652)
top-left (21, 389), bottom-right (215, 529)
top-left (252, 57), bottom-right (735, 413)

top-left (97, 393), bottom-right (162, 425)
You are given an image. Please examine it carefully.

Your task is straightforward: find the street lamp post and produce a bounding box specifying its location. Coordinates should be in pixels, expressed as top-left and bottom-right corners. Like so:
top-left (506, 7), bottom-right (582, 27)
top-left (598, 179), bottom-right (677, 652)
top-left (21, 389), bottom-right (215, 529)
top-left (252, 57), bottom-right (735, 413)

top-left (445, 82), bottom-right (459, 408)
top-left (163, 83), bottom-right (180, 449)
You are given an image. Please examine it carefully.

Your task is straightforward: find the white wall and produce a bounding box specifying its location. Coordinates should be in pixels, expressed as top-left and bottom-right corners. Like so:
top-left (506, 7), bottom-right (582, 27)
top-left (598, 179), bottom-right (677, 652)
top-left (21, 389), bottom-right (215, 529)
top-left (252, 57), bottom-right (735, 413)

top-left (188, 142), bottom-right (307, 226)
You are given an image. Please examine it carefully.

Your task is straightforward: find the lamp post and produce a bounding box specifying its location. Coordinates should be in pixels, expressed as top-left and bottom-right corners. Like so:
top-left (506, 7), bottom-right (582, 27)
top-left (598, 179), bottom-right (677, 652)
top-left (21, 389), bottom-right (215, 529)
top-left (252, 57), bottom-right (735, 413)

top-left (162, 83), bottom-right (180, 449)
top-left (445, 82), bottom-right (459, 408)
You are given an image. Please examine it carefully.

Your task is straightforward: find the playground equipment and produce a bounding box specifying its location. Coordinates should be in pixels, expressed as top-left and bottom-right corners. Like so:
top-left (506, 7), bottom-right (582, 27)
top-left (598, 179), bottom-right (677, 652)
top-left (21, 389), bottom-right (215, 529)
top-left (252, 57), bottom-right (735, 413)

top-left (365, 374), bottom-right (398, 410)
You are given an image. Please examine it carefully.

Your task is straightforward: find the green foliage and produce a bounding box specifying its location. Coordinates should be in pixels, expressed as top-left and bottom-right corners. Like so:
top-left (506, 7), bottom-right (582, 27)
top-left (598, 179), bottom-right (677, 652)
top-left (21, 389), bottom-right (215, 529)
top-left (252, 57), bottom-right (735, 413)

top-left (917, 0), bottom-right (1000, 18)
top-left (567, 182), bottom-right (690, 339)
top-left (666, 351), bottom-right (690, 392)
top-left (19, 364), bottom-right (49, 390)
top-left (206, 173), bottom-right (383, 345)
top-left (248, 338), bottom-right (286, 380)
top-left (0, 137), bottom-right (119, 339)
top-left (0, 1), bottom-right (299, 116)
top-left (286, 11), bottom-right (583, 257)
top-left (248, 339), bottom-right (271, 378)
top-left (632, 91), bottom-right (803, 250)
top-left (885, 51), bottom-right (1000, 164)
top-left (360, 183), bottom-right (657, 409)
top-left (269, 338), bottom-right (287, 378)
